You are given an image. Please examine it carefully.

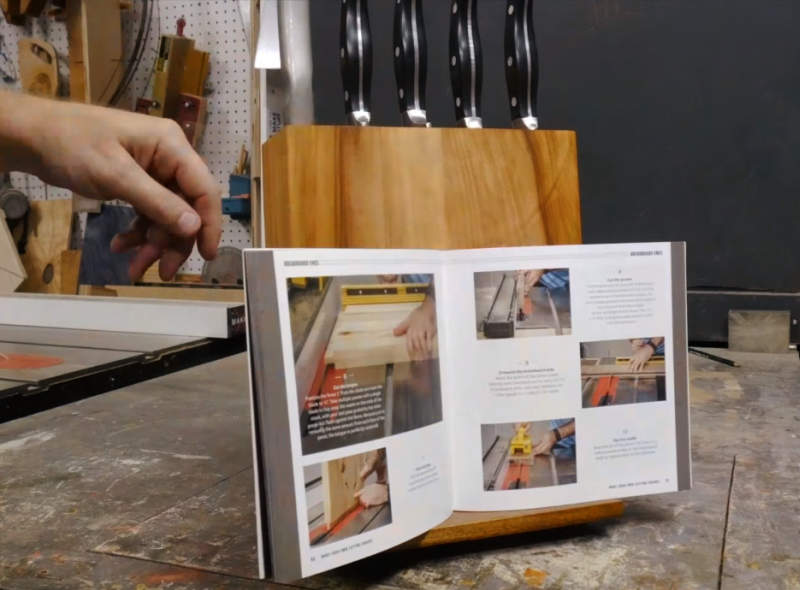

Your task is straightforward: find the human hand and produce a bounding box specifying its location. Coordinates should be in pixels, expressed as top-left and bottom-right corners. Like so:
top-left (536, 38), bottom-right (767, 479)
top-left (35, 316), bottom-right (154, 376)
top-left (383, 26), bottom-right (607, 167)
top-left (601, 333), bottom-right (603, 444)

top-left (354, 483), bottom-right (389, 508)
top-left (515, 269), bottom-right (545, 293)
top-left (377, 274), bottom-right (400, 283)
top-left (393, 298), bottom-right (437, 360)
top-left (532, 429), bottom-right (557, 455)
top-left (628, 342), bottom-right (654, 371)
top-left (359, 449), bottom-right (387, 484)
top-left (15, 95), bottom-right (222, 280)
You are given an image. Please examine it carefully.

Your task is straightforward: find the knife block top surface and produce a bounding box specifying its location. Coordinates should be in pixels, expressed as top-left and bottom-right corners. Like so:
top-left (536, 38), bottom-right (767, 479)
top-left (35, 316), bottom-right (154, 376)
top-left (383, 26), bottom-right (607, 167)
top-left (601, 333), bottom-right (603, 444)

top-left (263, 125), bottom-right (581, 249)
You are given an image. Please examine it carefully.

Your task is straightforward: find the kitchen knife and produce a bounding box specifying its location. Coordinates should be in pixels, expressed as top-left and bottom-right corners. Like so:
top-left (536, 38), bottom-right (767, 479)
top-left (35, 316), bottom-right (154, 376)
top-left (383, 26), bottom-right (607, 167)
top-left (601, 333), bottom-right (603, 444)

top-left (393, 0), bottom-right (429, 127)
top-left (449, 0), bottom-right (483, 128)
top-left (340, 0), bottom-right (372, 126)
top-left (505, 0), bottom-right (539, 130)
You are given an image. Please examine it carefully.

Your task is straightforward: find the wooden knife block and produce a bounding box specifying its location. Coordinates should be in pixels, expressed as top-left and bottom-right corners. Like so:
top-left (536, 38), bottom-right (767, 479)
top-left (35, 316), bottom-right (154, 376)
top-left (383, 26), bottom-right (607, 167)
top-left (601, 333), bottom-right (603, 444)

top-left (263, 125), bottom-right (582, 248)
top-left (261, 126), bottom-right (623, 546)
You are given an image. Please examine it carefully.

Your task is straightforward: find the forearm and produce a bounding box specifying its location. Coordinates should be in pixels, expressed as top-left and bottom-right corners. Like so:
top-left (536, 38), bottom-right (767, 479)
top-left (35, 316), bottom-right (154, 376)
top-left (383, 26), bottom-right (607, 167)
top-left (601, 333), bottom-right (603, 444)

top-left (0, 91), bottom-right (49, 174)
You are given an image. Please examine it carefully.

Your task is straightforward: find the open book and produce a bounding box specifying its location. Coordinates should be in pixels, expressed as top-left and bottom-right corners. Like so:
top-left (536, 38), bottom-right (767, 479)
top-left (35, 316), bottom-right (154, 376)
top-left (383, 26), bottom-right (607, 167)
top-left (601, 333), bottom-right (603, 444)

top-left (244, 243), bottom-right (690, 582)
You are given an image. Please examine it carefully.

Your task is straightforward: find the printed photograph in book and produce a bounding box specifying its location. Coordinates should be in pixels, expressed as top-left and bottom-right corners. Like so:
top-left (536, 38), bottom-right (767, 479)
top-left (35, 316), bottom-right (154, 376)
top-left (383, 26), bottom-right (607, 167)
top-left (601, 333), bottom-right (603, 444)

top-left (305, 448), bottom-right (392, 547)
top-left (481, 420), bottom-right (577, 491)
top-left (474, 269), bottom-right (571, 339)
top-left (581, 338), bottom-right (666, 408)
top-left (288, 275), bottom-right (443, 455)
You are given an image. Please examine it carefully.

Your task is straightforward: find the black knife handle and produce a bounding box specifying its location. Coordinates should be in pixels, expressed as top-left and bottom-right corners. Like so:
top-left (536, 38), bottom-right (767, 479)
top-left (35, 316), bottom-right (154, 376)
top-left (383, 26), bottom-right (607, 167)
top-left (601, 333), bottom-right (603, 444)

top-left (340, 0), bottom-right (372, 126)
top-left (449, 0), bottom-right (483, 127)
top-left (394, 0), bottom-right (428, 126)
top-left (505, 0), bottom-right (539, 129)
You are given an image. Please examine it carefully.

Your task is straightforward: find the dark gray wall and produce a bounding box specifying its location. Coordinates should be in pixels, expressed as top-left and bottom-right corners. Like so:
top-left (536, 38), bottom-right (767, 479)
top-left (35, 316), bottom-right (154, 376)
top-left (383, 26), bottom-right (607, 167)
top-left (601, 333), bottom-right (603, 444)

top-left (310, 1), bottom-right (800, 292)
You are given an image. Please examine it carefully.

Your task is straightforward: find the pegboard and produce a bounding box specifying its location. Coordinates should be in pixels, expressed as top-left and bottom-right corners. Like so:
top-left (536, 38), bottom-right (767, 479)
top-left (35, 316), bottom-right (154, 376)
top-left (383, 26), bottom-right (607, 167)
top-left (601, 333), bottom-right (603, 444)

top-left (0, 0), bottom-right (253, 275)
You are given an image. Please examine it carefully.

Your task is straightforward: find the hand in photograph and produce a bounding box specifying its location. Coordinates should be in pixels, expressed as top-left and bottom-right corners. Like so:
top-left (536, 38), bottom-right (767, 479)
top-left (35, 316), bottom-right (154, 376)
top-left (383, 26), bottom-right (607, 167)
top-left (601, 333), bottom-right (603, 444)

top-left (354, 483), bottom-right (389, 507)
top-left (628, 337), bottom-right (664, 371)
top-left (394, 297), bottom-right (437, 360)
top-left (515, 269), bottom-right (545, 312)
top-left (355, 449), bottom-right (388, 508)
top-left (532, 420), bottom-right (575, 455)
top-left (359, 449), bottom-right (387, 483)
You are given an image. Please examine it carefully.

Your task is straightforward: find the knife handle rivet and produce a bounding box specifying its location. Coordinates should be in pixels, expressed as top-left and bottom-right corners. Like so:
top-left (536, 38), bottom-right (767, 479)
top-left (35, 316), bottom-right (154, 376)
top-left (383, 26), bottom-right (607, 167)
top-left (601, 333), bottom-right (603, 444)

top-left (344, 90), bottom-right (350, 101)
top-left (340, 48), bottom-right (345, 59)
top-left (395, 46), bottom-right (400, 58)
top-left (456, 97), bottom-right (461, 107)
top-left (507, 56), bottom-right (513, 67)
top-left (511, 96), bottom-right (517, 107)
top-left (452, 2), bottom-right (458, 14)
top-left (399, 88), bottom-right (404, 99)
top-left (451, 55), bottom-right (456, 67)
top-left (508, 4), bottom-right (514, 15)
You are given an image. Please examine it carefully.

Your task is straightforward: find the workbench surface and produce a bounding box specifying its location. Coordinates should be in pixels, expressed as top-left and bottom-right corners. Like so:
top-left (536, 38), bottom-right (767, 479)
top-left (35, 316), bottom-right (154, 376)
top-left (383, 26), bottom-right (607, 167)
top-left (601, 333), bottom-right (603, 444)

top-left (1, 350), bottom-right (797, 589)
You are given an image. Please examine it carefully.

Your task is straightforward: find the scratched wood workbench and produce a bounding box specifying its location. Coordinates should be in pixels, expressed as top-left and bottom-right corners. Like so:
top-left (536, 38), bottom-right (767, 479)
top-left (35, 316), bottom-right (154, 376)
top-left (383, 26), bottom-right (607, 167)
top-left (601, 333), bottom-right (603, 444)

top-left (0, 349), bottom-right (797, 589)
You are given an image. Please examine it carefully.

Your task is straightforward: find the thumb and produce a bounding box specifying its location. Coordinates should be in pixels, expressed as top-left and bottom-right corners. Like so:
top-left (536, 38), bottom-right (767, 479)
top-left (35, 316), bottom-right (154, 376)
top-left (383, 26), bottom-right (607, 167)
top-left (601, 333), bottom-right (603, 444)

top-left (393, 317), bottom-right (410, 337)
top-left (101, 147), bottom-right (201, 239)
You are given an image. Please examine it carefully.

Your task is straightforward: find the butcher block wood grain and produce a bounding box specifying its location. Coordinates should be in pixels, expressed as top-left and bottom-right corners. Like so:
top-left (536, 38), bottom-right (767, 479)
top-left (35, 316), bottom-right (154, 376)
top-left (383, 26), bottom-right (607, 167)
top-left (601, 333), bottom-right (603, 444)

top-left (263, 126), bottom-right (582, 249)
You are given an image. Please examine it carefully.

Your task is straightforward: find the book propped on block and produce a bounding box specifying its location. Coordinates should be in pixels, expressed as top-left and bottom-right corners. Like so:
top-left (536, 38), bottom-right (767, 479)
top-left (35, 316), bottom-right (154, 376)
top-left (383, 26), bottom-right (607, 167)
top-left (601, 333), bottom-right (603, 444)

top-left (244, 242), bottom-right (691, 582)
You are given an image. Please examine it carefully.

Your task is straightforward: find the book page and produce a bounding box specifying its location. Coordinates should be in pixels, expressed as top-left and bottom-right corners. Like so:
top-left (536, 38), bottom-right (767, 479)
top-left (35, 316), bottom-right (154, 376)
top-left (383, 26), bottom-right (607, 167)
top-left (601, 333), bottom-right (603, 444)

top-left (444, 243), bottom-right (689, 511)
top-left (245, 249), bottom-right (454, 581)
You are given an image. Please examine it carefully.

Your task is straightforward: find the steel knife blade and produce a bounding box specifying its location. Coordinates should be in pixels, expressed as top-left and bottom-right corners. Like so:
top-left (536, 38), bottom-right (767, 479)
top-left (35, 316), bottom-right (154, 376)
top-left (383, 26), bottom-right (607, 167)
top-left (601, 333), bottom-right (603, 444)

top-left (449, 0), bottom-right (483, 128)
top-left (393, 0), bottom-right (429, 127)
top-left (340, 0), bottom-right (372, 126)
top-left (505, 0), bottom-right (539, 130)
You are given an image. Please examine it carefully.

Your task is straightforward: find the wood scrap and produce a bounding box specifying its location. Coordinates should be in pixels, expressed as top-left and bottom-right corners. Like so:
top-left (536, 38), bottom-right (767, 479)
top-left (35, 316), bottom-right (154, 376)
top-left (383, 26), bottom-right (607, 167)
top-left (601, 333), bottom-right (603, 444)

top-left (78, 284), bottom-right (117, 297)
top-left (140, 263), bottom-right (202, 284)
top-left (176, 93), bottom-right (207, 147)
top-left (59, 250), bottom-right (81, 294)
top-left (66, 0), bottom-right (123, 104)
top-left (152, 35), bottom-right (194, 118)
top-left (181, 47), bottom-right (209, 96)
top-left (107, 284), bottom-right (244, 303)
top-left (17, 38), bottom-right (58, 97)
top-left (18, 199), bottom-right (73, 294)
top-left (0, 210), bottom-right (26, 293)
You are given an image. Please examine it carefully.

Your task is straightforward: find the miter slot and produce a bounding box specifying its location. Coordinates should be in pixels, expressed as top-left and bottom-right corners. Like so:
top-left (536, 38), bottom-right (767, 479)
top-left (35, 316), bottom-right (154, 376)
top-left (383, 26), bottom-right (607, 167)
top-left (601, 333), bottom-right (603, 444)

top-left (483, 273), bottom-right (518, 339)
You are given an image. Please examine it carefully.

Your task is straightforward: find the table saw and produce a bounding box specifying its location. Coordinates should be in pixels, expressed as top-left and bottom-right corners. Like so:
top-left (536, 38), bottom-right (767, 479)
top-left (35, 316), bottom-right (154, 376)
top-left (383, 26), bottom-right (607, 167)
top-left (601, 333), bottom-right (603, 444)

top-left (0, 296), bottom-right (246, 422)
top-left (475, 271), bottom-right (571, 339)
top-left (581, 356), bottom-right (667, 407)
top-left (482, 422), bottom-right (578, 491)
